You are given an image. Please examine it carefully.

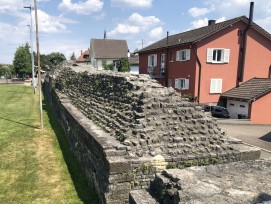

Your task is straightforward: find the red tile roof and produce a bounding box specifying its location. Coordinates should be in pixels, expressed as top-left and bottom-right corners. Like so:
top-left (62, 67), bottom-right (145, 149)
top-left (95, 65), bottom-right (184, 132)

top-left (76, 50), bottom-right (90, 63)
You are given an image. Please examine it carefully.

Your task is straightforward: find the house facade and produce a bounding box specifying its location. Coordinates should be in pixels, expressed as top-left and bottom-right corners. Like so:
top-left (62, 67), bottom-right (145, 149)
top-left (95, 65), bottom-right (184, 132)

top-left (138, 15), bottom-right (271, 104)
top-left (221, 78), bottom-right (271, 124)
top-left (76, 50), bottom-right (90, 64)
top-left (90, 39), bottom-right (128, 69)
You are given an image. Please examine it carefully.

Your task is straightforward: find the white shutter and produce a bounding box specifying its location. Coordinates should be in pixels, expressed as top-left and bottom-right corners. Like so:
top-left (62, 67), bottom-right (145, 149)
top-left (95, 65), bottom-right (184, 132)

top-left (176, 51), bottom-right (180, 61)
top-left (210, 79), bottom-right (216, 93)
top-left (207, 48), bottom-right (213, 63)
top-left (175, 79), bottom-right (179, 89)
top-left (217, 79), bottom-right (223, 93)
top-left (223, 49), bottom-right (230, 63)
top-left (186, 49), bottom-right (190, 61)
top-left (154, 54), bottom-right (157, 66)
top-left (148, 55), bottom-right (151, 66)
top-left (185, 79), bottom-right (189, 90)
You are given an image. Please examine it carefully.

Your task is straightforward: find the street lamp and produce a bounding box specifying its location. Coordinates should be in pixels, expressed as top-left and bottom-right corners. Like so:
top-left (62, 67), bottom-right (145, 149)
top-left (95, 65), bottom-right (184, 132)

top-left (24, 5), bottom-right (35, 94)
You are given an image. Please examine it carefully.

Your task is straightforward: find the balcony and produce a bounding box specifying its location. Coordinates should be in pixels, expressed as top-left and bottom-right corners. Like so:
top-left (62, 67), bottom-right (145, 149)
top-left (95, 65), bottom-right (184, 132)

top-left (147, 66), bottom-right (166, 79)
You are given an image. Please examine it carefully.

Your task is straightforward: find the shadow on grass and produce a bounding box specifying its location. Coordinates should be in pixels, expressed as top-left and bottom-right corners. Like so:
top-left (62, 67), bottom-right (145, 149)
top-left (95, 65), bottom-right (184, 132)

top-left (0, 116), bottom-right (39, 129)
top-left (42, 99), bottom-right (100, 204)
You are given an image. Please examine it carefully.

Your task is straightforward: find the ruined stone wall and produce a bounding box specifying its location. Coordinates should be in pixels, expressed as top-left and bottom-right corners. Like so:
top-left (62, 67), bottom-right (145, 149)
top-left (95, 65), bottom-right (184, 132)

top-left (43, 63), bottom-right (260, 204)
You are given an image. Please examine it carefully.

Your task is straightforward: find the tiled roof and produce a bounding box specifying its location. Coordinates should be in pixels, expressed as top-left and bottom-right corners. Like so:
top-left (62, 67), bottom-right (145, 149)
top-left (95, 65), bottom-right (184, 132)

top-left (128, 55), bottom-right (139, 65)
top-left (138, 16), bottom-right (271, 53)
top-left (91, 39), bottom-right (128, 59)
top-left (221, 78), bottom-right (271, 101)
top-left (76, 50), bottom-right (90, 62)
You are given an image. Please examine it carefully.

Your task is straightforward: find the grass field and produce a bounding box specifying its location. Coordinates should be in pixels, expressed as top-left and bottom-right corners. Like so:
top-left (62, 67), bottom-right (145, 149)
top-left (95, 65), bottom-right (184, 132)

top-left (0, 85), bottom-right (99, 203)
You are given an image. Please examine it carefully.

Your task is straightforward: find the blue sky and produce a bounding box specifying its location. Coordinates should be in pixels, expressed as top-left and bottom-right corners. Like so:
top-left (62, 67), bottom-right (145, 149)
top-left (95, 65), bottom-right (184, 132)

top-left (0, 0), bottom-right (270, 64)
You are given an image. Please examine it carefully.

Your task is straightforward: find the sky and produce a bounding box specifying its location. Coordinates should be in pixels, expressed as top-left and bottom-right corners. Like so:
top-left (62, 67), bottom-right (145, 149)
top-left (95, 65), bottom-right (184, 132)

top-left (0, 0), bottom-right (270, 64)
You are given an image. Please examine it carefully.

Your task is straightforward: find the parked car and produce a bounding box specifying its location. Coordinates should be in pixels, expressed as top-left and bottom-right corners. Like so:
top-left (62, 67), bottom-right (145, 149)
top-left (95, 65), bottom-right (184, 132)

top-left (203, 105), bottom-right (230, 118)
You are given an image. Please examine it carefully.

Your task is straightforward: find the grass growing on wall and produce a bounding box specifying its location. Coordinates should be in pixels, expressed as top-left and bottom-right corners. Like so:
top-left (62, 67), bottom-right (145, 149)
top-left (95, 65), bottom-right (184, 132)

top-left (0, 85), bottom-right (99, 204)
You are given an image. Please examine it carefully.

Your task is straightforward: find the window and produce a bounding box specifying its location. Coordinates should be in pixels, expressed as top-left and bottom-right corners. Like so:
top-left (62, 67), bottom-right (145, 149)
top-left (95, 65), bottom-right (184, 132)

top-left (169, 51), bottom-right (173, 62)
top-left (175, 78), bottom-right (189, 90)
top-left (168, 79), bottom-right (172, 87)
top-left (161, 53), bottom-right (165, 68)
top-left (176, 49), bottom-right (190, 61)
top-left (148, 54), bottom-right (157, 67)
top-left (207, 48), bottom-right (230, 63)
top-left (240, 105), bottom-right (245, 108)
top-left (210, 79), bottom-right (222, 93)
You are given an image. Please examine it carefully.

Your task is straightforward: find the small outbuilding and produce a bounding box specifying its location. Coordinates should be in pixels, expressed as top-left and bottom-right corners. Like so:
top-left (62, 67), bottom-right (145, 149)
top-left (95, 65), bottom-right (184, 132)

top-left (221, 77), bottom-right (271, 124)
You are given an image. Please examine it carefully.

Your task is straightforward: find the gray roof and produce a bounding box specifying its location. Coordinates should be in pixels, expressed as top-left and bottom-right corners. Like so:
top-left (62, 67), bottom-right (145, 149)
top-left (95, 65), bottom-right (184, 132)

top-left (128, 55), bottom-right (139, 65)
top-left (91, 39), bottom-right (128, 59)
top-left (221, 78), bottom-right (271, 101)
top-left (138, 16), bottom-right (271, 53)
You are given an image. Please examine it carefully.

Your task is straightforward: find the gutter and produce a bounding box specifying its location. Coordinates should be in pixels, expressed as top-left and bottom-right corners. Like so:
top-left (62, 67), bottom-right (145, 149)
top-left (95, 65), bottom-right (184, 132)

top-left (191, 44), bottom-right (201, 103)
top-left (239, 2), bottom-right (254, 82)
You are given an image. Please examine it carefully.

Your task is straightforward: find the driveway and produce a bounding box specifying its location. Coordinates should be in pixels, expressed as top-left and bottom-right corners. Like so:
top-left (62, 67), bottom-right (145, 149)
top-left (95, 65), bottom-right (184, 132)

top-left (217, 119), bottom-right (271, 158)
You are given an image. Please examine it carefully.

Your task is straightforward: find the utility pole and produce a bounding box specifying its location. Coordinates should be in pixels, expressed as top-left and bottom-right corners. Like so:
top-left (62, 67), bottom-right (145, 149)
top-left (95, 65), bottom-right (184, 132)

top-left (34, 0), bottom-right (43, 129)
top-left (24, 5), bottom-right (35, 94)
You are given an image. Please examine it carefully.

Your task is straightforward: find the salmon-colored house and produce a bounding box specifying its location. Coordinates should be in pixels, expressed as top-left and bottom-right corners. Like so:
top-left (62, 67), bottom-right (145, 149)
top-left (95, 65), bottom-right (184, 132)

top-left (138, 14), bottom-right (271, 105)
top-left (221, 78), bottom-right (271, 124)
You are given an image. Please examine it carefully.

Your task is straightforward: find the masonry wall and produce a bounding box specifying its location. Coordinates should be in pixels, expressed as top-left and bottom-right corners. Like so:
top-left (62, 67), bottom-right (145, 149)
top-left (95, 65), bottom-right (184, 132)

top-left (43, 63), bottom-right (261, 203)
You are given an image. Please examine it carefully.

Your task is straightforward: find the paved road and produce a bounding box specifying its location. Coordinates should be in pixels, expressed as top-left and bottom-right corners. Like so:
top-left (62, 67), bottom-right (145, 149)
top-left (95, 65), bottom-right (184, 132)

top-left (217, 120), bottom-right (271, 158)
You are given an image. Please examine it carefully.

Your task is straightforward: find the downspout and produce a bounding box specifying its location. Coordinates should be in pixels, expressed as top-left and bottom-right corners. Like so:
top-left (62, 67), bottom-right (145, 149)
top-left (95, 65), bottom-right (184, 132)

top-left (239, 2), bottom-right (254, 82)
top-left (165, 31), bottom-right (169, 87)
top-left (191, 44), bottom-right (201, 104)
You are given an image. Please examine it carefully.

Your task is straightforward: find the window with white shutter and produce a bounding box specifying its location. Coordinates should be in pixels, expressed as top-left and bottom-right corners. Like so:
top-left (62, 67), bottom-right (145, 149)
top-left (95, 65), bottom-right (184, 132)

top-left (175, 78), bottom-right (189, 90)
top-left (210, 79), bottom-right (223, 93)
top-left (176, 49), bottom-right (191, 61)
top-left (148, 54), bottom-right (157, 67)
top-left (206, 48), bottom-right (230, 63)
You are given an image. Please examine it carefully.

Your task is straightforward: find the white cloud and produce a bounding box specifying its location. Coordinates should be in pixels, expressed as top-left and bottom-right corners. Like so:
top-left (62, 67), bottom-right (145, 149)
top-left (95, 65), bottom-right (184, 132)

top-left (188, 6), bottom-right (214, 18)
top-left (190, 18), bottom-right (208, 29)
top-left (108, 13), bottom-right (161, 36)
top-left (110, 0), bottom-right (153, 8)
top-left (58, 0), bottom-right (103, 15)
top-left (255, 17), bottom-right (271, 33)
top-left (149, 27), bottom-right (163, 39)
top-left (127, 13), bottom-right (160, 27)
top-left (109, 24), bottom-right (140, 35)
top-left (216, 17), bottom-right (226, 23)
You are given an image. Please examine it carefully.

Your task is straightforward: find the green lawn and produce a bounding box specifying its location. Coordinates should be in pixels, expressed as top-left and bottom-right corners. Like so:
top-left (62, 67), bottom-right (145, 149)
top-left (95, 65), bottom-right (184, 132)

top-left (0, 85), bottom-right (99, 204)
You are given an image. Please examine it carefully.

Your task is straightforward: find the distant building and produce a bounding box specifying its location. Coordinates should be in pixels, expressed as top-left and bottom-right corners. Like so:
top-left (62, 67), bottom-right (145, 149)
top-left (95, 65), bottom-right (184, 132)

top-left (221, 78), bottom-right (271, 124)
top-left (90, 39), bottom-right (128, 69)
top-left (76, 50), bottom-right (90, 64)
top-left (128, 54), bottom-right (139, 74)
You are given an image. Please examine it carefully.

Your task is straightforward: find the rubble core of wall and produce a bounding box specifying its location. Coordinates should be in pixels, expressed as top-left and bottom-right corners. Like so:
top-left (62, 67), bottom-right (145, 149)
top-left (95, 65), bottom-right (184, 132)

top-left (138, 159), bottom-right (271, 204)
top-left (53, 63), bottom-right (250, 160)
top-left (43, 62), bottom-right (260, 204)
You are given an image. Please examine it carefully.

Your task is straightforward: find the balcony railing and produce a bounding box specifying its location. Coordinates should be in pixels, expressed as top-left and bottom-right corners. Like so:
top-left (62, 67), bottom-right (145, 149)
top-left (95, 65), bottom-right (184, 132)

top-left (147, 66), bottom-right (166, 78)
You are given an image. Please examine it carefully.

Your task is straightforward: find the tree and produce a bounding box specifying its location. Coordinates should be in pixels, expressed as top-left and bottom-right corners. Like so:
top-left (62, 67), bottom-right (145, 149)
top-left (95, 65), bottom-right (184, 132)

top-left (46, 52), bottom-right (66, 67)
top-left (0, 66), bottom-right (12, 78)
top-left (70, 52), bottom-right (76, 61)
top-left (118, 57), bottom-right (130, 72)
top-left (13, 43), bottom-right (31, 77)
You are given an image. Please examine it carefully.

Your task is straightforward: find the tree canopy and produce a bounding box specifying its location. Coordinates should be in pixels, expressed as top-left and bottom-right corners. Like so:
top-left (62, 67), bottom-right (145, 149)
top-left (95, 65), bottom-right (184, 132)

top-left (13, 43), bottom-right (31, 77)
top-left (118, 57), bottom-right (130, 72)
top-left (46, 52), bottom-right (66, 67)
top-left (70, 52), bottom-right (76, 61)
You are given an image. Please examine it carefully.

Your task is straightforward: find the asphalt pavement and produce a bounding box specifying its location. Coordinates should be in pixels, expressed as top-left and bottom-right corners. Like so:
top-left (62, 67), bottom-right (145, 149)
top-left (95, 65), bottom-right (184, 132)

top-left (217, 119), bottom-right (271, 159)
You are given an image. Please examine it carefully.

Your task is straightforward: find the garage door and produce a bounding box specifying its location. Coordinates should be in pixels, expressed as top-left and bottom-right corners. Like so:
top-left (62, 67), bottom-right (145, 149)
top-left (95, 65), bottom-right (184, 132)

top-left (227, 100), bottom-right (249, 119)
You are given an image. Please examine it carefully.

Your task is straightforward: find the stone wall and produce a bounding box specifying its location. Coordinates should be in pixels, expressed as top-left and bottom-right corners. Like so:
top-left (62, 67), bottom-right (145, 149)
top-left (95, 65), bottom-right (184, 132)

top-left (43, 63), bottom-right (260, 204)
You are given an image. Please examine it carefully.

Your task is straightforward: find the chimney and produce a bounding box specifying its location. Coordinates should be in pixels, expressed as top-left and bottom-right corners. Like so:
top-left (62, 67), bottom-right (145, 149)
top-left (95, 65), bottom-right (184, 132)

top-left (127, 49), bottom-right (130, 58)
top-left (166, 31), bottom-right (169, 44)
top-left (208, 20), bottom-right (216, 26)
top-left (81, 50), bottom-right (83, 55)
top-left (249, 2), bottom-right (254, 25)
